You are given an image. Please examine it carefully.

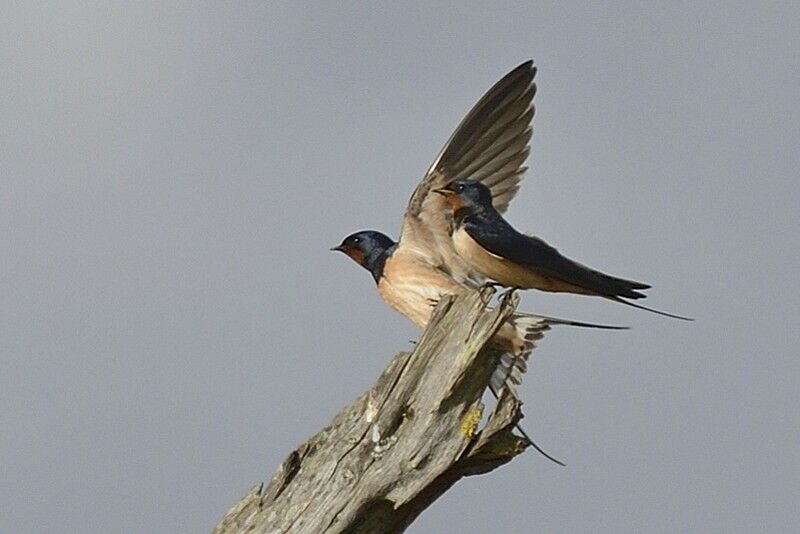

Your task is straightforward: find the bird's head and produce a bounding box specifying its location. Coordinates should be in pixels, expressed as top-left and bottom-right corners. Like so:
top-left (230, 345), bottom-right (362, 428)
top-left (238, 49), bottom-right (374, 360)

top-left (433, 179), bottom-right (493, 217)
top-left (331, 230), bottom-right (395, 271)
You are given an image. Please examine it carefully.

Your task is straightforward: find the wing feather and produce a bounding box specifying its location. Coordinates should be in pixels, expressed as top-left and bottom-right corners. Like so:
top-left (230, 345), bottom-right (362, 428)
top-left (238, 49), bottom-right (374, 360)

top-left (471, 226), bottom-right (652, 299)
top-left (400, 61), bottom-right (537, 283)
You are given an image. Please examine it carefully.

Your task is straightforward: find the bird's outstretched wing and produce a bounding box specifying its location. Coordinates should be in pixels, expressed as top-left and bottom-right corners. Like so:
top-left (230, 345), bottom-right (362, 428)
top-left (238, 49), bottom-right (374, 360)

top-left (400, 61), bottom-right (537, 284)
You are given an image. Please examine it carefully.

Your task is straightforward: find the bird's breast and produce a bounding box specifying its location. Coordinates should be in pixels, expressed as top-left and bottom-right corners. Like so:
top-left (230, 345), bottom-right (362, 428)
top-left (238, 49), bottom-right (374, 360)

top-left (377, 253), bottom-right (464, 327)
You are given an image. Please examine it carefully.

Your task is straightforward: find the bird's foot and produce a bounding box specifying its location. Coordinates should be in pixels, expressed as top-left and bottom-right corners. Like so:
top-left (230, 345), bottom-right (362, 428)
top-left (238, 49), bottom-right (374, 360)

top-left (499, 287), bottom-right (522, 308)
top-left (479, 281), bottom-right (505, 303)
top-left (480, 281), bottom-right (505, 291)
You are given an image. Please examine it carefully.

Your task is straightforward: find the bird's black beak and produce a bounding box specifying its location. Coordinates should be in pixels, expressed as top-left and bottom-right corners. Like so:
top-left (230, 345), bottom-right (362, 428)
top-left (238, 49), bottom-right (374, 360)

top-left (433, 188), bottom-right (454, 196)
top-left (330, 245), bottom-right (345, 252)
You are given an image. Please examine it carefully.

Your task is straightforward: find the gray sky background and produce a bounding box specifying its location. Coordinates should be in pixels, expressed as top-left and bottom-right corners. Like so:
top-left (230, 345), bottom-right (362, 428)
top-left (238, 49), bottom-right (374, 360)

top-left (2, 2), bottom-right (799, 533)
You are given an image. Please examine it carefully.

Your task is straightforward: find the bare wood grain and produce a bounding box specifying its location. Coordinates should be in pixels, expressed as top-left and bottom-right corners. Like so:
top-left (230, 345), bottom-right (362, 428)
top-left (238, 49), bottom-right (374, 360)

top-left (214, 290), bottom-right (531, 534)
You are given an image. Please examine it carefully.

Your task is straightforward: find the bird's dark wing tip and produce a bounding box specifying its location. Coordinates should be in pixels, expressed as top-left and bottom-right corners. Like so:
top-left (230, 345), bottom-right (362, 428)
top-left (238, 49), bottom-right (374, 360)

top-left (513, 59), bottom-right (536, 80)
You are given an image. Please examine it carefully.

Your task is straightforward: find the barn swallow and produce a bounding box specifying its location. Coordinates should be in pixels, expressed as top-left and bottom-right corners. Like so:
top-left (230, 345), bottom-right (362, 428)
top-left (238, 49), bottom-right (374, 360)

top-left (332, 60), bottom-right (550, 351)
top-left (435, 179), bottom-right (693, 320)
top-left (331, 230), bottom-right (622, 353)
top-left (333, 229), bottom-right (624, 466)
top-left (331, 61), bottom-right (626, 465)
top-left (329, 59), bottom-right (626, 349)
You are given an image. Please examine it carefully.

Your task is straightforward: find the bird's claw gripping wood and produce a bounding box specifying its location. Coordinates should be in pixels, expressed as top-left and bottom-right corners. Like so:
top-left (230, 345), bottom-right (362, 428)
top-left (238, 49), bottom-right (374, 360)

top-left (478, 284), bottom-right (497, 306)
top-left (481, 281), bottom-right (506, 291)
top-left (499, 287), bottom-right (520, 308)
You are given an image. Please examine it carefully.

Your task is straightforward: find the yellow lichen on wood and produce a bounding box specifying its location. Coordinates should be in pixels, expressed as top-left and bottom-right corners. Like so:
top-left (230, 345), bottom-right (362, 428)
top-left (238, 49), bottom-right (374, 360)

top-left (460, 408), bottom-right (483, 439)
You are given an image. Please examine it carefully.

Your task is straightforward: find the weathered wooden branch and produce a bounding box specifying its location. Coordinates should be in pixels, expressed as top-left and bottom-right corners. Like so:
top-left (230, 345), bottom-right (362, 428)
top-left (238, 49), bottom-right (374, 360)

top-left (214, 290), bottom-right (532, 534)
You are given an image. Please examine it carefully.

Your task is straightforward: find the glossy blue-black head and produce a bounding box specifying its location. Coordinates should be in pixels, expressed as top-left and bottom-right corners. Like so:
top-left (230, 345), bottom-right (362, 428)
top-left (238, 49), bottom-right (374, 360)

top-left (331, 230), bottom-right (396, 279)
top-left (434, 179), bottom-right (494, 215)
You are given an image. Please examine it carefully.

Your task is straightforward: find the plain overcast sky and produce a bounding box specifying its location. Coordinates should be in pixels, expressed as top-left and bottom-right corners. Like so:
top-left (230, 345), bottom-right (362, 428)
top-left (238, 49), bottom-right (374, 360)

top-left (2, 2), bottom-right (799, 533)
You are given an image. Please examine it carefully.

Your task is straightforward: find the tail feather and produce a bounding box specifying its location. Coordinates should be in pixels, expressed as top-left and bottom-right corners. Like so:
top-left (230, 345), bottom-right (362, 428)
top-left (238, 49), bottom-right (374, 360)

top-left (589, 269), bottom-right (650, 299)
top-left (487, 310), bottom-right (630, 465)
top-left (500, 311), bottom-right (628, 389)
top-left (503, 314), bottom-right (549, 381)
top-left (516, 312), bottom-right (629, 331)
top-left (489, 351), bottom-right (524, 396)
top-left (607, 296), bottom-right (694, 321)
top-left (487, 369), bottom-right (565, 467)
top-left (580, 269), bottom-right (692, 320)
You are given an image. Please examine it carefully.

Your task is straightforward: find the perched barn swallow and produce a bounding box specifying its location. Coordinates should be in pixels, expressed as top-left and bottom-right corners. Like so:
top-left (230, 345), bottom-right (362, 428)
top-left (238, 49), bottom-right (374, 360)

top-left (332, 60), bottom-right (621, 364)
top-left (331, 229), bottom-right (621, 356)
top-left (333, 229), bottom-right (623, 466)
top-left (332, 61), bottom-right (625, 465)
top-left (435, 179), bottom-right (693, 320)
top-left (333, 60), bottom-right (547, 355)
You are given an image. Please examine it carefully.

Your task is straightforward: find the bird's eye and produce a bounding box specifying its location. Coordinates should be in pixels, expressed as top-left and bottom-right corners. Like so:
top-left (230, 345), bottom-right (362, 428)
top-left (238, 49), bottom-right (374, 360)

top-left (353, 237), bottom-right (360, 244)
top-left (456, 184), bottom-right (465, 192)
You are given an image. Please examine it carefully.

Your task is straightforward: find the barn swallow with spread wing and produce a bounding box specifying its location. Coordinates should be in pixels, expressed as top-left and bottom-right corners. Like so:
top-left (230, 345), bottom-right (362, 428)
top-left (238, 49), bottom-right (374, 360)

top-left (435, 179), bottom-right (693, 320)
top-left (332, 229), bottom-right (622, 466)
top-left (331, 229), bottom-right (622, 356)
top-left (332, 61), bottom-right (622, 361)
top-left (332, 61), bottom-right (626, 465)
